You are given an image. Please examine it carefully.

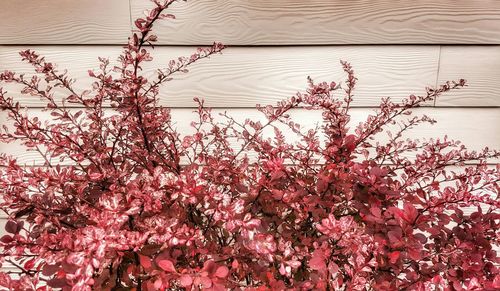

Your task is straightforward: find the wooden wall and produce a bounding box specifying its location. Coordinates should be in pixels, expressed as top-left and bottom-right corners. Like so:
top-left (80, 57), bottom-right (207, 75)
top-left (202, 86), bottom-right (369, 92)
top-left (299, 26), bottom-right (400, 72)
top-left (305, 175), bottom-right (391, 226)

top-left (3, 0), bottom-right (500, 45)
top-left (0, 0), bottom-right (499, 271)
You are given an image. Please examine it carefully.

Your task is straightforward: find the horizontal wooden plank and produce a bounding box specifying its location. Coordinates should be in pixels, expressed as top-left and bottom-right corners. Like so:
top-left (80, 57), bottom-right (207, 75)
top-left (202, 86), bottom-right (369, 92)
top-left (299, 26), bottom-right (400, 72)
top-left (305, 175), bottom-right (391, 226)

top-left (132, 0), bottom-right (500, 45)
top-left (0, 45), bottom-right (439, 107)
top-left (2, 1), bottom-right (500, 45)
top-left (0, 218), bottom-right (7, 237)
top-left (0, 0), bottom-right (130, 44)
top-left (436, 46), bottom-right (500, 107)
top-left (1, 108), bottom-right (498, 166)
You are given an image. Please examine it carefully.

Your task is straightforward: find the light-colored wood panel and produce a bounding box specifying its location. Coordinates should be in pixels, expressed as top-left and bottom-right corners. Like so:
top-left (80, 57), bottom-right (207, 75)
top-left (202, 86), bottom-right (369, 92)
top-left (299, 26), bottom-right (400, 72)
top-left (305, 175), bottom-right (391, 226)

top-left (0, 218), bottom-right (7, 237)
top-left (0, 0), bottom-right (130, 44)
top-left (1, 108), bottom-right (498, 166)
top-left (0, 45), bottom-right (439, 107)
top-left (132, 0), bottom-right (500, 45)
top-left (436, 46), bottom-right (500, 107)
top-left (2, 0), bottom-right (499, 45)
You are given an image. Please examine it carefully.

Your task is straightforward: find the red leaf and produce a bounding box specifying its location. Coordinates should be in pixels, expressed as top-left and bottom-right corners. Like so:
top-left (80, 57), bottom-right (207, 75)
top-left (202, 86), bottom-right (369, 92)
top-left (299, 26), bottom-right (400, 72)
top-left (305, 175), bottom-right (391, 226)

top-left (5, 220), bottom-right (19, 234)
top-left (493, 274), bottom-right (500, 289)
top-left (89, 172), bottom-right (103, 181)
top-left (198, 277), bottom-right (212, 288)
top-left (403, 202), bottom-right (418, 223)
top-left (0, 235), bottom-right (13, 244)
top-left (139, 254), bottom-right (152, 269)
top-left (388, 251), bottom-right (400, 264)
top-left (179, 275), bottom-right (193, 287)
top-left (388, 230), bottom-right (403, 248)
top-left (327, 262), bottom-right (339, 275)
top-left (214, 266), bottom-right (229, 278)
top-left (42, 263), bottom-right (60, 276)
top-left (159, 13), bottom-right (176, 19)
top-left (408, 244), bottom-right (422, 261)
top-left (344, 134), bottom-right (357, 152)
top-left (24, 258), bottom-right (36, 270)
top-left (154, 278), bottom-right (163, 289)
top-left (157, 259), bottom-right (176, 273)
top-left (47, 278), bottom-right (68, 288)
top-left (135, 18), bottom-right (146, 29)
top-left (430, 181), bottom-right (440, 190)
top-left (231, 259), bottom-right (239, 269)
top-left (309, 249), bottom-right (327, 272)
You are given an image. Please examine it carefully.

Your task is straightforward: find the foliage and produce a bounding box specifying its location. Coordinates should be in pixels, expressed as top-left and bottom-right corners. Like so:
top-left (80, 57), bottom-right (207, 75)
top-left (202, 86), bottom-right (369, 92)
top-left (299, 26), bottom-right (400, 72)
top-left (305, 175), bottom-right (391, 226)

top-left (0, 0), bottom-right (499, 290)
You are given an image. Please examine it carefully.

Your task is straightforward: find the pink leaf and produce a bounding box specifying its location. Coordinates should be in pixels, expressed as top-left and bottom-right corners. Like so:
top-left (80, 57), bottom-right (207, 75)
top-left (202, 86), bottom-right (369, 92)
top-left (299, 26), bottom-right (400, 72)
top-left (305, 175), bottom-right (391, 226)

top-left (493, 274), bottom-right (500, 289)
top-left (403, 202), bottom-right (418, 223)
top-left (199, 277), bottom-right (212, 288)
top-left (388, 251), bottom-right (400, 264)
top-left (309, 249), bottom-right (327, 272)
top-left (139, 254), bottom-right (152, 269)
top-left (231, 260), bottom-right (239, 269)
top-left (154, 278), bottom-right (163, 289)
top-left (24, 258), bottom-right (35, 270)
top-left (157, 259), bottom-right (176, 273)
top-left (91, 173), bottom-right (103, 181)
top-left (179, 275), bottom-right (193, 287)
top-left (214, 266), bottom-right (229, 278)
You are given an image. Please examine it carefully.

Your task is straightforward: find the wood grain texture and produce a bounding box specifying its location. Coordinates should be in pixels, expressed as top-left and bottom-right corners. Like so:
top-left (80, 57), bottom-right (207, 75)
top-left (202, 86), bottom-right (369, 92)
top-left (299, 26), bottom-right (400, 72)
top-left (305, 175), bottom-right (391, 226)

top-left (0, 0), bottom-right (130, 44)
top-left (0, 218), bottom-right (8, 237)
top-left (132, 0), bottom-right (500, 45)
top-left (0, 45), bottom-right (439, 107)
top-left (2, 1), bottom-right (500, 45)
top-left (1, 108), bottom-right (498, 166)
top-left (436, 46), bottom-right (500, 107)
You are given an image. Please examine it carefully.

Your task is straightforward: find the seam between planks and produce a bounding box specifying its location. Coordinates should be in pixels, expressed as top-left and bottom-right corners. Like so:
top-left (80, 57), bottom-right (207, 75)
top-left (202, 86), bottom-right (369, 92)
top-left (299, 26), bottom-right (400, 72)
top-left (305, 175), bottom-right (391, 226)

top-left (128, 0), bottom-right (134, 34)
top-left (433, 45), bottom-right (442, 107)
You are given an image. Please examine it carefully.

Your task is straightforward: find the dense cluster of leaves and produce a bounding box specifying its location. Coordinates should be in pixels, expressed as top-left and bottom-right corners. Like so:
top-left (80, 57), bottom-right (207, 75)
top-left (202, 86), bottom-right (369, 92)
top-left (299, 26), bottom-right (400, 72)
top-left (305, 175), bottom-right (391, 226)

top-left (0, 0), bottom-right (499, 290)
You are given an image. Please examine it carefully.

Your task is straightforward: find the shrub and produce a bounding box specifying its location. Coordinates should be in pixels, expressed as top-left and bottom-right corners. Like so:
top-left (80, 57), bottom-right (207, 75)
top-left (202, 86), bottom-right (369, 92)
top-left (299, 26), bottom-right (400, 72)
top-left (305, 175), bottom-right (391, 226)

top-left (0, 0), bottom-right (499, 290)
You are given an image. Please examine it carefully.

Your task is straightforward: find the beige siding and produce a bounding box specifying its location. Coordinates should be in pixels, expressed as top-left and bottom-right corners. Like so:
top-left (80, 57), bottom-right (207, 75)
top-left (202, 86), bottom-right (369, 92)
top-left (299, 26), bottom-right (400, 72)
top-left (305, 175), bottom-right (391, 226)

top-left (436, 46), bottom-right (500, 107)
top-left (131, 0), bottom-right (500, 45)
top-left (2, 45), bottom-right (499, 107)
top-left (0, 4), bottom-right (497, 163)
top-left (0, 45), bottom-right (440, 107)
top-left (0, 0), bottom-right (130, 45)
top-left (1, 1), bottom-right (499, 45)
